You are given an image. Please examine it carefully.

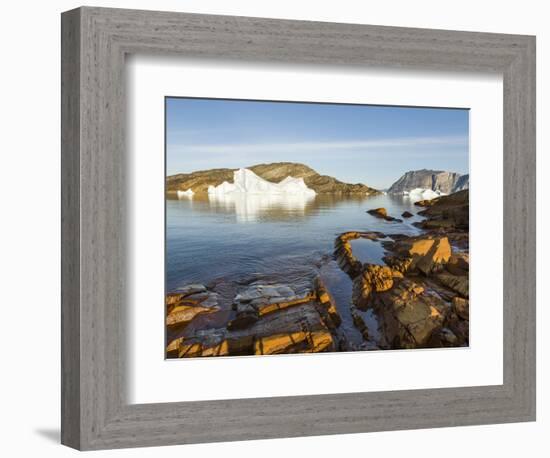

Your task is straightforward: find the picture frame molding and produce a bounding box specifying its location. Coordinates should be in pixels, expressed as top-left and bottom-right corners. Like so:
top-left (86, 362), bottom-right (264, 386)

top-left (61, 6), bottom-right (536, 450)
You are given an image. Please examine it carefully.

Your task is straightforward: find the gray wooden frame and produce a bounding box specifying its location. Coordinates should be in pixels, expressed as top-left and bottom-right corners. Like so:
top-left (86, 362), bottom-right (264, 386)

top-left (61, 6), bottom-right (536, 451)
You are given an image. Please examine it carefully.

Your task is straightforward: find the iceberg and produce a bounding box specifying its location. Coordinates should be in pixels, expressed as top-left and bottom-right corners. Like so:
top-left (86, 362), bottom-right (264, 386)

top-left (207, 168), bottom-right (316, 222)
top-left (207, 168), bottom-right (316, 197)
top-left (405, 188), bottom-right (446, 202)
top-left (177, 189), bottom-right (194, 198)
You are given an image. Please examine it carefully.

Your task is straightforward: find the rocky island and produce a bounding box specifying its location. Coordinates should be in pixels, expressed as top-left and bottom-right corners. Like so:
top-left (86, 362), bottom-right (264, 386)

top-left (167, 162), bottom-right (380, 196)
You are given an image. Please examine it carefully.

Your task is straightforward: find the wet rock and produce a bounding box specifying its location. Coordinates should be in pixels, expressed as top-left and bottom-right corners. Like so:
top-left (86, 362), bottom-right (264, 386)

top-left (447, 315), bottom-right (469, 345)
top-left (166, 337), bottom-right (184, 358)
top-left (166, 303), bottom-right (220, 327)
top-left (452, 296), bottom-right (469, 320)
top-left (225, 335), bottom-right (255, 355)
top-left (200, 341), bottom-right (231, 357)
top-left (372, 279), bottom-right (447, 348)
top-left (166, 289), bottom-right (207, 307)
top-left (166, 293), bottom-right (186, 307)
top-left (334, 232), bottom-right (363, 277)
top-left (351, 308), bottom-right (370, 340)
top-left (229, 283), bottom-right (318, 330)
top-left (391, 269), bottom-right (404, 279)
top-left (402, 211), bottom-right (414, 218)
top-left (367, 207), bottom-right (402, 222)
top-left (166, 294), bottom-right (206, 314)
top-left (199, 293), bottom-right (220, 308)
top-left (254, 329), bottom-right (333, 355)
top-left (415, 190), bottom-right (469, 231)
top-left (446, 253), bottom-right (469, 276)
top-left (437, 272), bottom-right (469, 298)
top-left (383, 255), bottom-right (413, 274)
top-left (175, 284), bottom-right (207, 296)
top-left (177, 342), bottom-right (204, 358)
top-left (167, 334), bottom-right (256, 358)
top-left (352, 264), bottom-right (394, 310)
top-left (256, 294), bottom-right (315, 317)
top-left (367, 207), bottom-right (388, 218)
top-left (171, 299), bottom-right (336, 358)
top-left (166, 286), bottom-right (220, 326)
top-left (429, 327), bottom-right (458, 347)
top-left (314, 277), bottom-right (342, 329)
top-left (383, 235), bottom-right (451, 276)
top-left (227, 311), bottom-right (259, 330)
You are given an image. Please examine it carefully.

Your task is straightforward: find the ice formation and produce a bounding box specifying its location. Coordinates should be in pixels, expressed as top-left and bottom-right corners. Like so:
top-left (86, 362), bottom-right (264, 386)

top-left (207, 169), bottom-right (315, 222)
top-left (405, 188), bottom-right (446, 202)
top-left (177, 189), bottom-right (194, 198)
top-left (207, 168), bottom-right (316, 197)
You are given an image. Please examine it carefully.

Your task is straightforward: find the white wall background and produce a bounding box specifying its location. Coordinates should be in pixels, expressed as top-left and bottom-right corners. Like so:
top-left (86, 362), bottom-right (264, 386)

top-left (0, 1), bottom-right (546, 456)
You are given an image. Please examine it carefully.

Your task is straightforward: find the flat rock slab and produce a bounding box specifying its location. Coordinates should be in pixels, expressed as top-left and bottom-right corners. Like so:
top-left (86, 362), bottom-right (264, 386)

top-left (169, 302), bottom-right (335, 358)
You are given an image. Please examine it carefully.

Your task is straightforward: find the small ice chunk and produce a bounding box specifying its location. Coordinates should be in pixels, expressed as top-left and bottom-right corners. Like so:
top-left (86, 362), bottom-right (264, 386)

top-left (177, 189), bottom-right (194, 198)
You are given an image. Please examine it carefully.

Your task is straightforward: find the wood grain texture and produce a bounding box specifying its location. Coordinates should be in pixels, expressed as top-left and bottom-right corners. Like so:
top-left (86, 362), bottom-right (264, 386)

top-left (60, 7), bottom-right (81, 449)
top-left (61, 6), bottom-right (536, 450)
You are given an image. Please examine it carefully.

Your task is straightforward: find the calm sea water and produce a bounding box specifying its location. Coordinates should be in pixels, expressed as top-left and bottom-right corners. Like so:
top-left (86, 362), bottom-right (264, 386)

top-left (167, 193), bottom-right (426, 349)
top-left (166, 193), bottom-right (423, 296)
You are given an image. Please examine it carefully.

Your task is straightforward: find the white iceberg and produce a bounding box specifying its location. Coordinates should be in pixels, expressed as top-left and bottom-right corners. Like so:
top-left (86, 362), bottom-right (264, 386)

top-left (405, 187), bottom-right (446, 202)
top-left (207, 168), bottom-right (316, 222)
top-left (177, 189), bottom-right (194, 198)
top-left (207, 168), bottom-right (316, 197)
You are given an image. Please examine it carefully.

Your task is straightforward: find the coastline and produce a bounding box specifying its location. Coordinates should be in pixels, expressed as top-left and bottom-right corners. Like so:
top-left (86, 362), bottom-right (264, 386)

top-left (165, 190), bottom-right (469, 358)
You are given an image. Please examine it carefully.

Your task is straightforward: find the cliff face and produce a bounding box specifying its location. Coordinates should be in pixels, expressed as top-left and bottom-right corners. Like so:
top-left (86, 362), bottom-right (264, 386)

top-left (451, 174), bottom-right (469, 193)
top-left (167, 162), bottom-right (379, 195)
top-left (388, 169), bottom-right (466, 194)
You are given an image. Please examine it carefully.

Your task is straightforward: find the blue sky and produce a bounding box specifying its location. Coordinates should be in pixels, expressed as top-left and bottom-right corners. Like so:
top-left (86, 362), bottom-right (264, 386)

top-left (166, 97), bottom-right (469, 189)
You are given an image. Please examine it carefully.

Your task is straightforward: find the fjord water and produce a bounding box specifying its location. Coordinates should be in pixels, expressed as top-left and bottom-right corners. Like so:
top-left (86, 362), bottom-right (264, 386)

top-left (166, 193), bottom-right (422, 296)
top-left (167, 193), bottom-right (425, 349)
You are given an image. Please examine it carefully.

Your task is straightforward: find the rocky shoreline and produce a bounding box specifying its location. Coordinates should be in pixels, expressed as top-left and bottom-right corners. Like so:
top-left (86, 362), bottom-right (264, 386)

top-left (166, 190), bottom-right (469, 358)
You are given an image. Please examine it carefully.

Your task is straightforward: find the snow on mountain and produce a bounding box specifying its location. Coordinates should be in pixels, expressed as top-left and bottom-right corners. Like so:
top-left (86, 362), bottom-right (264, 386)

top-left (207, 168), bottom-right (317, 197)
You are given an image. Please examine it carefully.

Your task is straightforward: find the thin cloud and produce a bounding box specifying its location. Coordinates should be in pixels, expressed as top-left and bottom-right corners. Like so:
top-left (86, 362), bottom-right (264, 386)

top-left (169, 135), bottom-right (468, 156)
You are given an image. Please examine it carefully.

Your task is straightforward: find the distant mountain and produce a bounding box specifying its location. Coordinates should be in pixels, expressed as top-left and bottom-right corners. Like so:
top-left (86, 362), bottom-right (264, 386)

top-left (167, 162), bottom-right (380, 195)
top-left (388, 169), bottom-right (468, 194)
top-left (451, 174), bottom-right (469, 193)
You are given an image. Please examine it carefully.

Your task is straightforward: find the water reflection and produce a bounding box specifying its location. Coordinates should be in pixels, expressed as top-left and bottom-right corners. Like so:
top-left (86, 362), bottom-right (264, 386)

top-left (166, 192), bottom-right (424, 294)
top-left (207, 192), bottom-right (316, 222)
top-left (167, 192), bottom-right (375, 222)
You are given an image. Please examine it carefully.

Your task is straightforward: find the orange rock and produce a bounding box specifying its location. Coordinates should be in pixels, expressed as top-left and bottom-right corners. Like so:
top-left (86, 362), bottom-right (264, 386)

top-left (367, 207), bottom-right (388, 218)
top-left (178, 342), bottom-right (202, 358)
top-left (353, 264), bottom-right (394, 309)
top-left (254, 330), bottom-right (333, 355)
top-left (452, 296), bottom-right (469, 320)
top-left (166, 304), bottom-right (219, 326)
top-left (257, 294), bottom-right (314, 317)
top-left (437, 273), bottom-right (469, 298)
top-left (201, 340), bottom-right (230, 357)
top-left (389, 236), bottom-right (451, 275)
